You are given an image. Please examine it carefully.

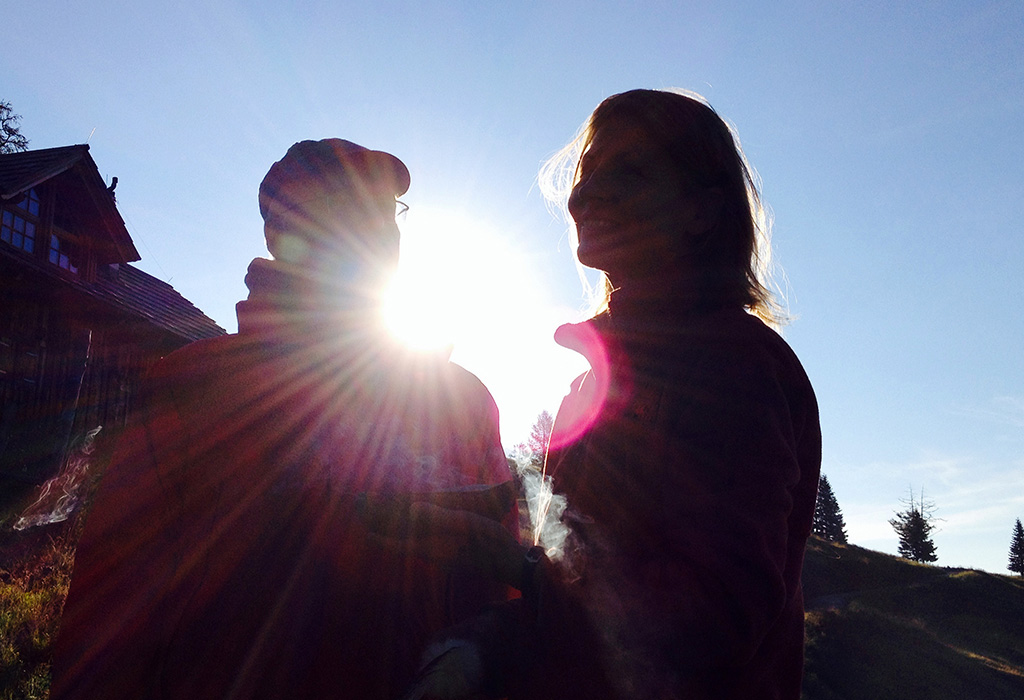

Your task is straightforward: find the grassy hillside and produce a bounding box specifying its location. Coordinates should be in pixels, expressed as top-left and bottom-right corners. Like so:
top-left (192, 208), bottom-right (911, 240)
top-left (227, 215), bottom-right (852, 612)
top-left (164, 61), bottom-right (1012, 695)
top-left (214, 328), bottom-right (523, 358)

top-left (801, 536), bottom-right (1024, 700)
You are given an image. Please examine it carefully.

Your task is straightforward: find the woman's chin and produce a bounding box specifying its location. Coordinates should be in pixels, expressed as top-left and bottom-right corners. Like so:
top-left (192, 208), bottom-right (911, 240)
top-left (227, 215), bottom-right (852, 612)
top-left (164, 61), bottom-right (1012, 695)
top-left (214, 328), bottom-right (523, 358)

top-left (576, 242), bottom-right (615, 274)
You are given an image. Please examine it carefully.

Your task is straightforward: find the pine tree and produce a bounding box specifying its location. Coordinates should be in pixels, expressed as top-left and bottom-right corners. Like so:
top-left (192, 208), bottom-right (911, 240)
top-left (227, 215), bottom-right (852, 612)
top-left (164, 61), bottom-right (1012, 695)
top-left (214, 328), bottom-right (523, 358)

top-left (525, 410), bottom-right (554, 470)
top-left (0, 100), bottom-right (29, 153)
top-left (1009, 518), bottom-right (1024, 576)
top-left (889, 488), bottom-right (938, 563)
top-left (812, 473), bottom-right (848, 544)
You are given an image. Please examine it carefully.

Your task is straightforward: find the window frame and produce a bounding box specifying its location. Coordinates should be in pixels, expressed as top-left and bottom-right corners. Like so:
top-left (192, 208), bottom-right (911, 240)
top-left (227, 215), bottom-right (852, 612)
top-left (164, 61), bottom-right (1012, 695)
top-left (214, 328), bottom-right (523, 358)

top-left (0, 188), bottom-right (41, 255)
top-left (48, 230), bottom-right (79, 274)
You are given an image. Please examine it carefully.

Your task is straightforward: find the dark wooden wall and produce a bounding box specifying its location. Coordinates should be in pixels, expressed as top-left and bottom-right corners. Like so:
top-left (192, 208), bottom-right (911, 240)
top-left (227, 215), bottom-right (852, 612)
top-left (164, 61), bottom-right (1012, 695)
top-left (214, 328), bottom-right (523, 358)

top-left (1, 277), bottom-right (174, 483)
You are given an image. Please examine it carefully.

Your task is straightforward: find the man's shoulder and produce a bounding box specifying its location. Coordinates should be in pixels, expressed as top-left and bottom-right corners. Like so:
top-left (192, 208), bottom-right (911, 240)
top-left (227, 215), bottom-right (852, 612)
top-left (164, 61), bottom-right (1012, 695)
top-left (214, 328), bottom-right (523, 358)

top-left (391, 347), bottom-right (493, 399)
top-left (148, 334), bottom-right (265, 386)
top-left (412, 358), bottom-right (500, 429)
top-left (441, 360), bottom-right (491, 395)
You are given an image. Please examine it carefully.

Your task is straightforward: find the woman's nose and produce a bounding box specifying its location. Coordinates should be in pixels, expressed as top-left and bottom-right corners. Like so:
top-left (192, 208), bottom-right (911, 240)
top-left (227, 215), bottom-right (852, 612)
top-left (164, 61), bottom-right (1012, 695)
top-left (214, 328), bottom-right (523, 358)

top-left (568, 184), bottom-right (584, 216)
top-left (569, 174), bottom-right (602, 215)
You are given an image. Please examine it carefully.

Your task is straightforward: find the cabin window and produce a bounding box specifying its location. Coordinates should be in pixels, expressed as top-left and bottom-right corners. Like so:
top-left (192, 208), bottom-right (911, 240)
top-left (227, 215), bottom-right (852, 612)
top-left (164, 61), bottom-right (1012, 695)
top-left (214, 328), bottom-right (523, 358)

top-left (1, 188), bottom-right (41, 255)
top-left (14, 188), bottom-right (41, 217)
top-left (1, 209), bottom-right (36, 254)
top-left (48, 234), bottom-right (79, 274)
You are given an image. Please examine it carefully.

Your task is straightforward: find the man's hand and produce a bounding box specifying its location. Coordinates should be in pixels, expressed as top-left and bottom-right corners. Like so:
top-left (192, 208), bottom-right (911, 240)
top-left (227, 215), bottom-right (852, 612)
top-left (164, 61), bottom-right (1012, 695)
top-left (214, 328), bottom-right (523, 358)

top-left (402, 640), bottom-right (486, 700)
top-left (359, 498), bottom-right (526, 587)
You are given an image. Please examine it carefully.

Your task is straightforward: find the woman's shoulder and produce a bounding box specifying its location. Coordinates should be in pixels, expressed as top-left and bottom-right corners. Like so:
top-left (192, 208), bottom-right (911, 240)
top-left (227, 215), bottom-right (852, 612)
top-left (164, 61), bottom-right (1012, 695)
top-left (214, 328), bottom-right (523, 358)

top-left (706, 309), bottom-right (805, 366)
top-left (656, 309), bottom-right (816, 418)
top-left (719, 312), bottom-right (819, 420)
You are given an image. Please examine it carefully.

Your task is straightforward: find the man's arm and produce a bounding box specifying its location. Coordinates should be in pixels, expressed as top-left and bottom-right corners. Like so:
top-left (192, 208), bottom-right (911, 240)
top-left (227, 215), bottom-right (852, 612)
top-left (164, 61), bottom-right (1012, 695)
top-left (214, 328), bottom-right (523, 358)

top-left (51, 365), bottom-right (192, 699)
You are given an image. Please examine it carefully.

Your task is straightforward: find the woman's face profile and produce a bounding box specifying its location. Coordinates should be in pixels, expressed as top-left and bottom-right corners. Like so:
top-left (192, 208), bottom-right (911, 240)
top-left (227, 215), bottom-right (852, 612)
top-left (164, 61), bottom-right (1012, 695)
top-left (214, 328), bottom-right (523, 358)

top-left (568, 120), bottom-right (699, 282)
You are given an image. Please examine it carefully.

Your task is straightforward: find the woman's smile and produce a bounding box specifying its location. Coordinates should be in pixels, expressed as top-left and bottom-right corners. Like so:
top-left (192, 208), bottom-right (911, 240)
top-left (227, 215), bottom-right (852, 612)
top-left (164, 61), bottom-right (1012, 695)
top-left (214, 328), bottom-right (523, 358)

top-left (569, 122), bottom-right (699, 281)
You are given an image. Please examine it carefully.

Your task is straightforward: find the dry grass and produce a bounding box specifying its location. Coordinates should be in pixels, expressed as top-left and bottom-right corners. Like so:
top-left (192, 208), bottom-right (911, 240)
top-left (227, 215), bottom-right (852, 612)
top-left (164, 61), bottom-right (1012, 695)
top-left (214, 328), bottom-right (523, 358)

top-left (0, 429), bottom-right (110, 699)
top-left (802, 536), bottom-right (1024, 700)
top-left (0, 516), bottom-right (79, 700)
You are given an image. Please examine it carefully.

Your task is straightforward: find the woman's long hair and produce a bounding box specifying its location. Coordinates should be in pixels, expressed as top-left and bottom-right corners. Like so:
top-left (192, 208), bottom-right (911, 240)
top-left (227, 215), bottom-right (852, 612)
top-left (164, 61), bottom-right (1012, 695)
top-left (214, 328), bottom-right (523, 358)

top-left (539, 88), bottom-right (786, 327)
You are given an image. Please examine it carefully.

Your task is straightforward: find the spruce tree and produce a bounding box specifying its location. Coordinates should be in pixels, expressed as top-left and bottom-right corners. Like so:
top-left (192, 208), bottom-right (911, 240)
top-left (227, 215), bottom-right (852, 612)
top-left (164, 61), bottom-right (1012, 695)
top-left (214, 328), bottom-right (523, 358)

top-left (1009, 518), bottom-right (1024, 576)
top-left (812, 473), bottom-right (848, 544)
top-left (889, 488), bottom-right (938, 563)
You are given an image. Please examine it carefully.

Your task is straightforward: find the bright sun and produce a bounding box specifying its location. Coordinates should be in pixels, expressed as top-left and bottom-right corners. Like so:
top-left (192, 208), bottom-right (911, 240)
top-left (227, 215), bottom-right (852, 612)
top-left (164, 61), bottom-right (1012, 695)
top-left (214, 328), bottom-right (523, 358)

top-left (382, 206), bottom-right (588, 446)
top-left (383, 206), bottom-right (523, 352)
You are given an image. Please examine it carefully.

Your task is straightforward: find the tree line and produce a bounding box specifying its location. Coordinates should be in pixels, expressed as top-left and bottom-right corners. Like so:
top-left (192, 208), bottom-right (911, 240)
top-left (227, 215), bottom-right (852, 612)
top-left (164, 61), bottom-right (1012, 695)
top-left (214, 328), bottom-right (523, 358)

top-left (813, 472), bottom-right (1024, 576)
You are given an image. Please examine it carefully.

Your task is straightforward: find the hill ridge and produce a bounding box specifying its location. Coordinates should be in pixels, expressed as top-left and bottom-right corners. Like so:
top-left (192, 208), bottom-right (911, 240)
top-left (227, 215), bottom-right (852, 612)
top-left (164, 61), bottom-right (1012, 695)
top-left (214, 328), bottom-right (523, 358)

top-left (801, 536), bottom-right (1024, 699)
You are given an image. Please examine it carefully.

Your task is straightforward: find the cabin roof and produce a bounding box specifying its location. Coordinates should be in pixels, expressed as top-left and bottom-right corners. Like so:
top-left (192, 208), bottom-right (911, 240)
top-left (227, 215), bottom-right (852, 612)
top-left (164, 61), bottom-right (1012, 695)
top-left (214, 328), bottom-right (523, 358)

top-left (1, 145), bottom-right (224, 344)
top-left (0, 240), bottom-right (225, 343)
top-left (0, 144), bottom-right (140, 263)
top-left (91, 264), bottom-right (227, 342)
top-left (0, 144), bottom-right (88, 198)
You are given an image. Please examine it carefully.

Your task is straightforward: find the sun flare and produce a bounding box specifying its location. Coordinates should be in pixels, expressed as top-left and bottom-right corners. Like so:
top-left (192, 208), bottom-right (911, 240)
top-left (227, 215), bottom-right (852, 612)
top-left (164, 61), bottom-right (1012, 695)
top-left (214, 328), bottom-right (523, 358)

top-left (384, 207), bottom-right (526, 351)
top-left (383, 207), bottom-right (588, 446)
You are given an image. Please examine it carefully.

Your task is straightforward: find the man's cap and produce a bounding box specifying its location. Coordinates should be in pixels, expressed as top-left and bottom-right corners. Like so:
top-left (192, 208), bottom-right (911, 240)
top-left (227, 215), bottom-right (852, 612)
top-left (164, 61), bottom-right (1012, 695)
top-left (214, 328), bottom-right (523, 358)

top-left (259, 139), bottom-right (410, 220)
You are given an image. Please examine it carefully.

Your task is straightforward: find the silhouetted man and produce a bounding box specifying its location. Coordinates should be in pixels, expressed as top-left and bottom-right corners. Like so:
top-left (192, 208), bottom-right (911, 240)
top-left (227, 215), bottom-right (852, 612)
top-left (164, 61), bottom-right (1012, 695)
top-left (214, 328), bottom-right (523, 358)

top-left (52, 140), bottom-right (513, 699)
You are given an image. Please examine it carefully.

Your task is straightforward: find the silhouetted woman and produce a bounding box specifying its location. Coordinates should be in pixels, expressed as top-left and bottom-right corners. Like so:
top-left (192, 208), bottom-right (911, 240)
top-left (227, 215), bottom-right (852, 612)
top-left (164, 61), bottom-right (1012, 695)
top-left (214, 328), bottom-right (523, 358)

top-left (385, 89), bottom-right (821, 700)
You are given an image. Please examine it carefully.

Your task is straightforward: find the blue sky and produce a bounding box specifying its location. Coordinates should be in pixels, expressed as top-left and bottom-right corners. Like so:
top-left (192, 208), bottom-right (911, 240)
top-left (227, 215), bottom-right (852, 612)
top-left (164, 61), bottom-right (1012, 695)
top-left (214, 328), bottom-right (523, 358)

top-left (5, 1), bottom-right (1022, 573)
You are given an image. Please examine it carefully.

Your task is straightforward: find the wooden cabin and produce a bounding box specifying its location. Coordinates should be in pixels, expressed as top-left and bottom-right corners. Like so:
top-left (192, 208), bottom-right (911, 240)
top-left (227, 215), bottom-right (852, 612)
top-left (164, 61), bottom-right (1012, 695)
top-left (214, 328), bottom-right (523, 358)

top-left (0, 145), bottom-right (224, 484)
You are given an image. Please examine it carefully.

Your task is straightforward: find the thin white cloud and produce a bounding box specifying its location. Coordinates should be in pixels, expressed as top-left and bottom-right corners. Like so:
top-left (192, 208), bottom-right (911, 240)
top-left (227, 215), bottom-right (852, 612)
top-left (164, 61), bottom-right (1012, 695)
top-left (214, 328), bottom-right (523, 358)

top-left (955, 395), bottom-right (1024, 430)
